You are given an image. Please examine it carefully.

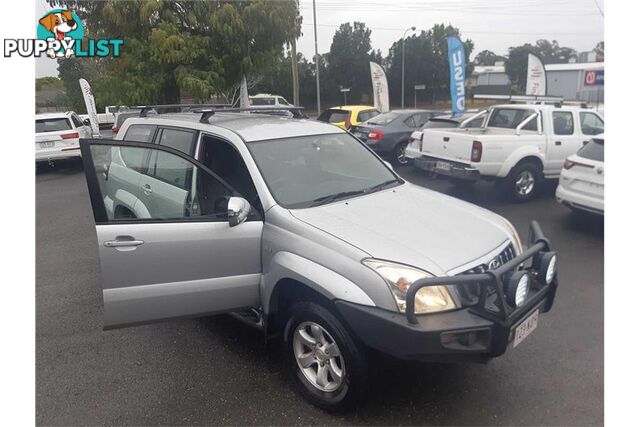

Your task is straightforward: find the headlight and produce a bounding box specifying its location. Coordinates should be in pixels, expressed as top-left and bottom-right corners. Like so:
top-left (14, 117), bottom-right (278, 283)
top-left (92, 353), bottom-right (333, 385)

top-left (362, 259), bottom-right (457, 314)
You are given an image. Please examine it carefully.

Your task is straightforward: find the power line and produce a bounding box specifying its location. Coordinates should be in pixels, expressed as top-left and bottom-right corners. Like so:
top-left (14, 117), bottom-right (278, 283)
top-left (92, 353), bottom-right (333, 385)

top-left (592, 0), bottom-right (604, 17)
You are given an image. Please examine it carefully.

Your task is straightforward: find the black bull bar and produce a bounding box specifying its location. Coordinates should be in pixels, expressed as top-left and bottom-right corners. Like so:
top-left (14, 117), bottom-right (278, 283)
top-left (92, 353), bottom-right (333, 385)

top-left (406, 221), bottom-right (558, 325)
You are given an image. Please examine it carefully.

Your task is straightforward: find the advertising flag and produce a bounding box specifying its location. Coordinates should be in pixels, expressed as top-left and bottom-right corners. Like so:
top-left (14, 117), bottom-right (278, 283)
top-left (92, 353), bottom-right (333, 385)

top-left (447, 37), bottom-right (466, 114)
top-left (78, 78), bottom-right (100, 137)
top-left (239, 75), bottom-right (250, 109)
top-left (525, 53), bottom-right (547, 96)
top-left (369, 61), bottom-right (390, 113)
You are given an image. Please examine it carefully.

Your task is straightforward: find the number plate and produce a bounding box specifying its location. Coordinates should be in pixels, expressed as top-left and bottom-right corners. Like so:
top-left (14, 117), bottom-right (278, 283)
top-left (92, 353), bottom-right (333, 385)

top-left (436, 160), bottom-right (451, 171)
top-left (39, 141), bottom-right (55, 149)
top-left (513, 309), bottom-right (539, 348)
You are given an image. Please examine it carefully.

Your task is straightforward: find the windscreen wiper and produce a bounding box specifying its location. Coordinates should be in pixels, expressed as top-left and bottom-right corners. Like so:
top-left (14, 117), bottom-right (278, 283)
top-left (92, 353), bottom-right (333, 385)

top-left (309, 189), bottom-right (367, 207)
top-left (363, 179), bottom-right (401, 194)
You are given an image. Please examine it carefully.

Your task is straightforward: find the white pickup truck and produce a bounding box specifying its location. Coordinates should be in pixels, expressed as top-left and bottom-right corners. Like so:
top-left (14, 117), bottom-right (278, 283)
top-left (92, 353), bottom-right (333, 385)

top-left (406, 103), bottom-right (604, 201)
top-left (79, 105), bottom-right (119, 129)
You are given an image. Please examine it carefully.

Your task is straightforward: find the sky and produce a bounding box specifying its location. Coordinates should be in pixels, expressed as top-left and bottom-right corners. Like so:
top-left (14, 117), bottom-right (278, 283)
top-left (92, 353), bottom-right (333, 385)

top-left (36, 0), bottom-right (605, 78)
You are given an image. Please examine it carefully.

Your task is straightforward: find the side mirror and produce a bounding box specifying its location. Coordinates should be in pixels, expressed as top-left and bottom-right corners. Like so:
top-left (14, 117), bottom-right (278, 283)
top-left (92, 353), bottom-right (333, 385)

top-left (83, 118), bottom-right (91, 126)
top-left (228, 197), bottom-right (251, 227)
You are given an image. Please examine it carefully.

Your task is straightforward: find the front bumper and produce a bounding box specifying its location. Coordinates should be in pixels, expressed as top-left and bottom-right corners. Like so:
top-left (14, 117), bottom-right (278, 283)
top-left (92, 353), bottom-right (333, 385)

top-left (336, 221), bottom-right (558, 362)
top-left (411, 155), bottom-right (480, 180)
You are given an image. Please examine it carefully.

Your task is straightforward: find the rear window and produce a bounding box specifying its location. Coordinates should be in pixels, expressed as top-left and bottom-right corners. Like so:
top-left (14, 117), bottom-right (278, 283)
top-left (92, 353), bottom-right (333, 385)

top-left (36, 118), bottom-right (72, 133)
top-left (251, 98), bottom-right (276, 106)
top-left (422, 119), bottom-right (458, 129)
top-left (487, 108), bottom-right (537, 130)
top-left (366, 112), bottom-right (401, 126)
top-left (577, 139), bottom-right (604, 162)
top-left (318, 110), bottom-right (349, 123)
top-left (357, 110), bottom-right (379, 122)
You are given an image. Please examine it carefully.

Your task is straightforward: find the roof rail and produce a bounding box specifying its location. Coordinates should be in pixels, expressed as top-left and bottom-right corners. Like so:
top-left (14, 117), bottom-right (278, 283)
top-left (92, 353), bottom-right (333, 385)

top-left (126, 103), bottom-right (306, 121)
top-left (128, 103), bottom-right (232, 118)
top-left (473, 94), bottom-right (564, 104)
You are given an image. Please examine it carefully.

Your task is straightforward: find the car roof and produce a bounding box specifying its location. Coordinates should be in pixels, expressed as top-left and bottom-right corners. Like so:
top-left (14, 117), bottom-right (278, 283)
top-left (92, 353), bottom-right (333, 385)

top-left (36, 111), bottom-right (73, 119)
top-left (327, 105), bottom-right (376, 112)
top-left (492, 103), bottom-right (593, 111)
top-left (124, 112), bottom-right (343, 142)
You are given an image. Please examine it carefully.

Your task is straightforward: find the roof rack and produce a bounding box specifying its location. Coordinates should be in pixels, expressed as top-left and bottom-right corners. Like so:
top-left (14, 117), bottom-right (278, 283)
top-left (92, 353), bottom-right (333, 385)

top-left (473, 94), bottom-right (563, 104)
top-left (127, 103), bottom-right (307, 122)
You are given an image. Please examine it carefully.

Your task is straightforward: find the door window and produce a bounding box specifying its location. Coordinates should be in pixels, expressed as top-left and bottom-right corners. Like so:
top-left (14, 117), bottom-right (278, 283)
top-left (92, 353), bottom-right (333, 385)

top-left (552, 111), bottom-right (575, 135)
top-left (71, 114), bottom-right (83, 128)
top-left (88, 143), bottom-right (233, 222)
top-left (579, 112), bottom-right (604, 136)
top-left (404, 115), bottom-right (417, 128)
top-left (124, 124), bottom-right (157, 142)
top-left (157, 128), bottom-right (197, 155)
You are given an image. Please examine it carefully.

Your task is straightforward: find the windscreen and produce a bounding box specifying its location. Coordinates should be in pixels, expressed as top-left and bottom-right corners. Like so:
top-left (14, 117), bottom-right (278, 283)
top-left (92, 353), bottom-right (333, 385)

top-left (577, 139), bottom-right (604, 162)
top-left (36, 118), bottom-right (72, 133)
top-left (247, 133), bottom-right (399, 208)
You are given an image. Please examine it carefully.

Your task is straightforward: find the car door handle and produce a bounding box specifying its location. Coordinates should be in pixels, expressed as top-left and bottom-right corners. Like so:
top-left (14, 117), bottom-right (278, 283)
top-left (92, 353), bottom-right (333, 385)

top-left (555, 141), bottom-right (562, 146)
top-left (443, 137), bottom-right (450, 142)
top-left (104, 237), bottom-right (144, 248)
top-left (142, 183), bottom-right (153, 195)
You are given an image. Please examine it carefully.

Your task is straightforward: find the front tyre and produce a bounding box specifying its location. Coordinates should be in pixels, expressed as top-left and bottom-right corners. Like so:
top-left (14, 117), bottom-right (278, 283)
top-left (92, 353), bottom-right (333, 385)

top-left (284, 301), bottom-right (368, 411)
top-left (504, 161), bottom-right (542, 202)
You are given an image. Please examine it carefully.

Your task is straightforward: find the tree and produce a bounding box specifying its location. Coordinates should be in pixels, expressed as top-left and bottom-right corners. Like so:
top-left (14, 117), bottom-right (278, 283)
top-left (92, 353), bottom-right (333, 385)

top-left (325, 22), bottom-right (378, 105)
top-left (474, 50), bottom-right (505, 66)
top-left (594, 41), bottom-right (604, 61)
top-left (46, 0), bottom-right (301, 105)
top-left (386, 24), bottom-right (473, 105)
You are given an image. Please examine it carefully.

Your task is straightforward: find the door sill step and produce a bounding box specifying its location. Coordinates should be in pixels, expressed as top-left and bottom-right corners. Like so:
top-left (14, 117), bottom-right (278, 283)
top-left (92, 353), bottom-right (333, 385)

top-left (229, 308), bottom-right (264, 331)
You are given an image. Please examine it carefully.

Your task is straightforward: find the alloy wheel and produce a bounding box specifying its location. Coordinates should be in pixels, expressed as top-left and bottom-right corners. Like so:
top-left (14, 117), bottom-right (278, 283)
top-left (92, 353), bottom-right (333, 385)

top-left (292, 321), bottom-right (345, 392)
top-left (515, 170), bottom-right (535, 196)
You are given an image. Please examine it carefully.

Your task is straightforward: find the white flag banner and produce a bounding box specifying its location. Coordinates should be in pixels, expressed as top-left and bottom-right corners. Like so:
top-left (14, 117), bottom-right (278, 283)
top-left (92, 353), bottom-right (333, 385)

top-left (525, 53), bottom-right (547, 96)
top-left (369, 62), bottom-right (390, 113)
top-left (239, 75), bottom-right (250, 109)
top-left (78, 78), bottom-right (100, 137)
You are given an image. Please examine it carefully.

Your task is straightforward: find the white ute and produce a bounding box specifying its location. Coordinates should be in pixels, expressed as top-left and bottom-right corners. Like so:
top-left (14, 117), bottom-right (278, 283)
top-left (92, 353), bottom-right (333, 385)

top-left (406, 102), bottom-right (604, 201)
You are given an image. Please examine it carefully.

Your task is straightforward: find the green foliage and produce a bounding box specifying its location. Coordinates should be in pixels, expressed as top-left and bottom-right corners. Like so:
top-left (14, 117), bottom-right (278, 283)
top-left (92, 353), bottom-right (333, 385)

top-left (46, 0), bottom-right (301, 104)
top-left (36, 76), bottom-right (64, 91)
top-left (385, 24), bottom-right (474, 105)
top-left (474, 50), bottom-right (505, 66)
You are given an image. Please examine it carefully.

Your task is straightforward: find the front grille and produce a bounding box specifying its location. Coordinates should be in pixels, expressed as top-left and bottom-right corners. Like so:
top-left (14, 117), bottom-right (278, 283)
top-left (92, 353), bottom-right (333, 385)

top-left (457, 243), bottom-right (518, 308)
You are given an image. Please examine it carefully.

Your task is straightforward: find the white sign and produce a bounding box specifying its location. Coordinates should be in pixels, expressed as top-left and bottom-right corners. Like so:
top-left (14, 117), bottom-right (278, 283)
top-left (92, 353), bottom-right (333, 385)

top-left (525, 53), bottom-right (547, 96)
top-left (78, 78), bottom-right (100, 137)
top-left (414, 84), bottom-right (426, 90)
top-left (239, 75), bottom-right (250, 109)
top-left (369, 61), bottom-right (390, 113)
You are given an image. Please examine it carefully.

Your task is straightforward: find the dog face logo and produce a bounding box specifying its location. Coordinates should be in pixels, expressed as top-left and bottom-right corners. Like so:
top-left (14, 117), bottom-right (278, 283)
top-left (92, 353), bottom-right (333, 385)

top-left (37, 9), bottom-right (84, 58)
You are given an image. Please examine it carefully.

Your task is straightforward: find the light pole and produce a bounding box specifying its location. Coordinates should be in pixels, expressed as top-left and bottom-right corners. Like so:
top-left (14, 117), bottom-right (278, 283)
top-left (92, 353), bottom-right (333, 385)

top-left (312, 0), bottom-right (321, 115)
top-left (401, 26), bottom-right (416, 109)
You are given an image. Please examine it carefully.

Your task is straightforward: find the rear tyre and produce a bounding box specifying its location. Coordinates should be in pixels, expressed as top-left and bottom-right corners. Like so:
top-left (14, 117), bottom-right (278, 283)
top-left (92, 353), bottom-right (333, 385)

top-left (392, 142), bottom-right (409, 166)
top-left (283, 301), bottom-right (368, 411)
top-left (503, 161), bottom-right (542, 202)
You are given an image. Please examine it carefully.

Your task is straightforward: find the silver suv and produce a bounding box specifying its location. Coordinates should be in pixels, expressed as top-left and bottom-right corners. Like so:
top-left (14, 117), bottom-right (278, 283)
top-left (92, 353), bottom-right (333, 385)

top-left (80, 108), bottom-right (558, 411)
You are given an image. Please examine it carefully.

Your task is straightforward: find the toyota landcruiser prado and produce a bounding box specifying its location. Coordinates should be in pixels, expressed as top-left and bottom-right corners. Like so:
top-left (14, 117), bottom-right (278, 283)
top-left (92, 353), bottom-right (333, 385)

top-left (80, 108), bottom-right (558, 410)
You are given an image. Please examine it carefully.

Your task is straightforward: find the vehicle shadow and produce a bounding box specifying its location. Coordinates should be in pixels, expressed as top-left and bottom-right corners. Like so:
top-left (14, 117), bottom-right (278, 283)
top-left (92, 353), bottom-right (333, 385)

top-left (36, 159), bottom-right (84, 179)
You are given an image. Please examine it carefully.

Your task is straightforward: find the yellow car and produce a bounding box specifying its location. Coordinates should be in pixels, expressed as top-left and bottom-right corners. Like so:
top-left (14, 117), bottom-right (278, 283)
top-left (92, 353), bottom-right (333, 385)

top-left (317, 105), bottom-right (380, 130)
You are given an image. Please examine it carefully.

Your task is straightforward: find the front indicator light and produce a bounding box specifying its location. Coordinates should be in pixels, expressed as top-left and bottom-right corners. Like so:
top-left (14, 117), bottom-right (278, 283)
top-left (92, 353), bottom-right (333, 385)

top-left (506, 271), bottom-right (530, 307)
top-left (362, 259), bottom-right (457, 314)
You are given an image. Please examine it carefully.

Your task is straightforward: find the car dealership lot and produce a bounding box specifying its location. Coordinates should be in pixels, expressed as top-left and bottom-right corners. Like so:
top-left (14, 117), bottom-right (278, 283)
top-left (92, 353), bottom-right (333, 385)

top-left (36, 161), bottom-right (603, 425)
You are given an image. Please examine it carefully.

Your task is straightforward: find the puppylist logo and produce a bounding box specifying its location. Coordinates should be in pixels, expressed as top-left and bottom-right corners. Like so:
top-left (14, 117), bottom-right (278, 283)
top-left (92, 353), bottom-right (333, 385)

top-left (3, 9), bottom-right (123, 58)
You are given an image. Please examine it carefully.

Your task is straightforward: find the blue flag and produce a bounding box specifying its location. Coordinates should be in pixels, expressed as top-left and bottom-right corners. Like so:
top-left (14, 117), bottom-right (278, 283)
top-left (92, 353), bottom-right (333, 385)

top-left (447, 37), bottom-right (466, 114)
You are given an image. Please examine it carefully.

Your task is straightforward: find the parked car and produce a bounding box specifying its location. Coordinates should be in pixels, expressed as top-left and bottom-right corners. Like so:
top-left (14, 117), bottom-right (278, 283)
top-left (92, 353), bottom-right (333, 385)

top-left (556, 137), bottom-right (604, 215)
top-left (79, 105), bottom-right (120, 129)
top-left (35, 111), bottom-right (92, 163)
top-left (317, 105), bottom-right (380, 130)
top-left (111, 108), bottom-right (157, 135)
top-left (407, 103), bottom-right (604, 201)
top-left (350, 110), bottom-right (444, 166)
top-left (80, 108), bottom-right (559, 410)
top-left (250, 93), bottom-right (294, 107)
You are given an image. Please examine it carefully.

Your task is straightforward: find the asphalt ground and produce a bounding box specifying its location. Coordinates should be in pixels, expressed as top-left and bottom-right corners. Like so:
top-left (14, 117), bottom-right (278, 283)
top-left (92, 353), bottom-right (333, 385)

top-left (36, 159), bottom-right (603, 426)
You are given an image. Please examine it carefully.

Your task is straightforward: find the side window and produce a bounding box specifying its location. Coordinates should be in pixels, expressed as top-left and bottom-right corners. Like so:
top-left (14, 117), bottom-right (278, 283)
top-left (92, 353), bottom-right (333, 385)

top-left (70, 114), bottom-right (83, 128)
top-left (414, 113), bottom-right (431, 128)
top-left (552, 111), bottom-right (575, 135)
top-left (124, 125), bottom-right (157, 143)
top-left (521, 112), bottom-right (539, 132)
top-left (90, 144), bottom-right (232, 221)
top-left (157, 128), bottom-right (196, 155)
top-left (404, 115), bottom-right (417, 128)
top-left (579, 112), bottom-right (604, 136)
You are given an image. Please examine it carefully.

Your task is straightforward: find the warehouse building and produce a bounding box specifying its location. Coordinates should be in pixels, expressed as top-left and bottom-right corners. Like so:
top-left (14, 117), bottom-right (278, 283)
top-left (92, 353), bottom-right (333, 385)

top-left (470, 60), bottom-right (604, 104)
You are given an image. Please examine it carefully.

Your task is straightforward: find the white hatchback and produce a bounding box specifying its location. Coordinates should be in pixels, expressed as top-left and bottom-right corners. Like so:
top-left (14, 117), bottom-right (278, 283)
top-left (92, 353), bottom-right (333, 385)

top-left (556, 138), bottom-right (604, 215)
top-left (36, 112), bottom-right (92, 163)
